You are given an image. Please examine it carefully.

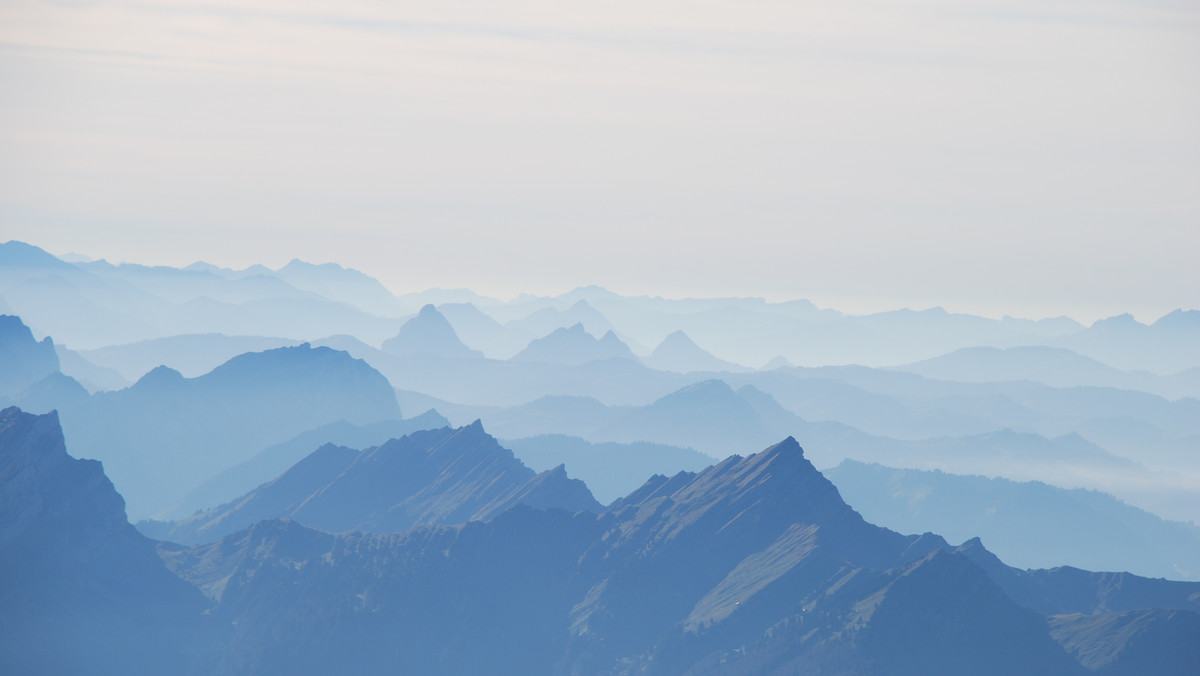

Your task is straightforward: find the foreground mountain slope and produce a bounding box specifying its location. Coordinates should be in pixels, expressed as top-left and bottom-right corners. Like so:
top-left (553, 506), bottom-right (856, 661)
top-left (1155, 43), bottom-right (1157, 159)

top-left (0, 407), bottom-right (213, 675)
top-left (164, 436), bottom-right (1200, 675)
top-left (6, 406), bottom-right (1199, 675)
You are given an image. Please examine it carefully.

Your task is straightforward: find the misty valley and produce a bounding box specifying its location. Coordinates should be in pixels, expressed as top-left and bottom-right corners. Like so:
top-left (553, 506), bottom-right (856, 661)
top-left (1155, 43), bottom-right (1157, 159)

top-left (2, 240), bottom-right (1199, 675)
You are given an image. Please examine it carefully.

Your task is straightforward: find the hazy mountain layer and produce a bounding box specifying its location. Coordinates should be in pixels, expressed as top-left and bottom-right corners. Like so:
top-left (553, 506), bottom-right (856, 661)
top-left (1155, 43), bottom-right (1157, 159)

top-left (11, 240), bottom-right (1200, 373)
top-left (0, 314), bottom-right (58, 398)
top-left (827, 461), bottom-right (1200, 580)
top-left (512, 323), bottom-right (638, 365)
top-left (76, 333), bottom-right (300, 381)
top-left (381, 304), bottom-right (482, 359)
top-left (145, 422), bottom-right (601, 544)
top-left (40, 344), bottom-right (402, 519)
top-left (159, 411), bottom-right (451, 519)
top-left (502, 433), bottom-right (715, 504)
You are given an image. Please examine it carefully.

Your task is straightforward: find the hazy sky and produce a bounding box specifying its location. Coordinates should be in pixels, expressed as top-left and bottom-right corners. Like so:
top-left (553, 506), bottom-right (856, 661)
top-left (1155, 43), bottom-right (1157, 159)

top-left (2, 0), bottom-right (1197, 322)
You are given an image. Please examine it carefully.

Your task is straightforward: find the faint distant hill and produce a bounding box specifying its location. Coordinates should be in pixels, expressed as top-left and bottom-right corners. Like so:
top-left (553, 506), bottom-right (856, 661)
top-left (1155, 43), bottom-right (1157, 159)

top-left (381, 304), bottom-right (483, 359)
top-left (271, 258), bottom-right (412, 317)
top-left (502, 434), bottom-right (715, 504)
top-left (76, 333), bottom-right (300, 381)
top-left (0, 242), bottom-right (164, 347)
top-left (161, 410), bottom-right (451, 519)
top-left (476, 379), bottom-right (1145, 504)
top-left (0, 241), bottom-right (410, 349)
top-left (52, 345), bottom-right (128, 392)
top-left (826, 461), bottom-right (1200, 580)
top-left (893, 345), bottom-right (1199, 400)
top-left (145, 422), bottom-right (601, 545)
top-left (0, 314), bottom-right (58, 398)
top-left (644, 330), bottom-right (748, 373)
top-left (506, 299), bottom-right (615, 339)
top-left (1053, 311), bottom-right (1200, 375)
top-left (50, 344), bottom-right (403, 519)
top-left (435, 302), bottom-right (524, 357)
top-left (512, 323), bottom-right (637, 365)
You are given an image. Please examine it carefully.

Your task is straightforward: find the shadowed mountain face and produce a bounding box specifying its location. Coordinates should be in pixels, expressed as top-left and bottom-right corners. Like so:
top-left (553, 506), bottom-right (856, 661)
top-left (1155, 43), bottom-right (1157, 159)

top-left (6, 407), bottom-right (1200, 675)
top-left (53, 344), bottom-right (403, 519)
top-left (0, 407), bottom-right (212, 675)
top-left (146, 422), bottom-right (601, 544)
top-left (159, 435), bottom-right (1200, 675)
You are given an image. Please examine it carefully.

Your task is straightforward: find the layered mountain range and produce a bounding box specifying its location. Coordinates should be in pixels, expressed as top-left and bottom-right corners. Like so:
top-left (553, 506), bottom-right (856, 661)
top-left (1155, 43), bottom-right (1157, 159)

top-left (143, 422), bottom-right (600, 545)
top-left (3, 406), bottom-right (1198, 675)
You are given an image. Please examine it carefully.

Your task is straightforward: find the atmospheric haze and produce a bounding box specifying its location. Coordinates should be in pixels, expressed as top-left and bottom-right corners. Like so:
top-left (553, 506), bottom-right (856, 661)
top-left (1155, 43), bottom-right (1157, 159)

top-left (2, 0), bottom-right (1198, 322)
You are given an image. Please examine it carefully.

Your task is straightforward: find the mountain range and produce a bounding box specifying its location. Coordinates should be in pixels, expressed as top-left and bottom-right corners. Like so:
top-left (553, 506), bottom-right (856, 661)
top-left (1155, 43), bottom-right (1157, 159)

top-left (7, 240), bottom-right (1200, 376)
top-left (2, 328), bottom-right (405, 519)
top-left (826, 461), bottom-right (1200, 580)
top-left (4, 406), bottom-right (1198, 675)
top-left (142, 422), bottom-right (600, 545)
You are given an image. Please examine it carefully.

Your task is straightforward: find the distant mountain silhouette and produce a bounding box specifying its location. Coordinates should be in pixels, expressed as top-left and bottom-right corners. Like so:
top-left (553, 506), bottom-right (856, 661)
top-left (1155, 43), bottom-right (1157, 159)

top-left (1053, 310), bottom-right (1200, 374)
top-left (52, 344), bottom-right (128, 392)
top-left (53, 344), bottom-right (403, 518)
top-left (506, 299), bottom-right (616, 340)
top-left (644, 330), bottom-right (748, 373)
top-left (827, 461), bottom-right (1200, 580)
top-left (477, 380), bottom-right (1136, 485)
top-left (76, 333), bottom-right (299, 381)
top-left (435, 302), bottom-right (521, 357)
top-left (147, 422), bottom-right (601, 544)
top-left (0, 314), bottom-right (58, 397)
top-left (893, 345), bottom-right (1198, 399)
top-left (381, 304), bottom-right (483, 358)
top-left (760, 354), bottom-right (794, 370)
top-left (0, 241), bottom-right (407, 349)
top-left (512, 323), bottom-right (637, 365)
top-left (273, 258), bottom-right (412, 317)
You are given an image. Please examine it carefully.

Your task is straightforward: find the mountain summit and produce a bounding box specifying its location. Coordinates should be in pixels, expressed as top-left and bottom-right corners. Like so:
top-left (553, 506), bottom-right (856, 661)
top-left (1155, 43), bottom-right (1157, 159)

top-left (645, 329), bottom-right (746, 373)
top-left (382, 304), bottom-right (482, 358)
top-left (512, 323), bottom-right (637, 365)
top-left (149, 422), bottom-right (601, 544)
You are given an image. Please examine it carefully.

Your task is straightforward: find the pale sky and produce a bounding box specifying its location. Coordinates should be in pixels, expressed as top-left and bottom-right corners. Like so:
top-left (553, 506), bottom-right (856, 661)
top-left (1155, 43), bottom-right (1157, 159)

top-left (2, 0), bottom-right (1198, 322)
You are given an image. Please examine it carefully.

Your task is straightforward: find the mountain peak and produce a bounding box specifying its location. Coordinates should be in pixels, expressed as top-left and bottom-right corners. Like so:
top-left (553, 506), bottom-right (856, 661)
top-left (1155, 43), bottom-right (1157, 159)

top-left (134, 364), bottom-right (185, 388)
top-left (381, 304), bottom-right (481, 359)
top-left (513, 323), bottom-right (636, 365)
top-left (646, 330), bottom-right (744, 373)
